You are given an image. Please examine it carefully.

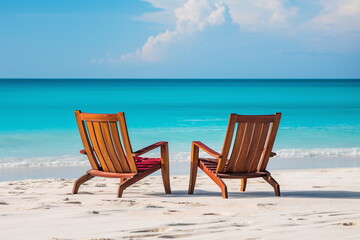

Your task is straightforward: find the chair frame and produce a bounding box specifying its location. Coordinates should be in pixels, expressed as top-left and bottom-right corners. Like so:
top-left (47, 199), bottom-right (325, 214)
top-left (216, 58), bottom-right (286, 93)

top-left (188, 113), bottom-right (281, 198)
top-left (72, 110), bottom-right (171, 197)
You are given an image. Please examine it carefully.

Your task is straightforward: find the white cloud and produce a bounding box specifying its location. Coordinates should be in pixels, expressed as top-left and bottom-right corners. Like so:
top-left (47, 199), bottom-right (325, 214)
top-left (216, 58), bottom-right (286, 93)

top-left (226, 0), bottom-right (297, 31)
top-left (306, 0), bottom-right (360, 34)
top-left (121, 0), bottom-right (227, 62)
top-left (119, 0), bottom-right (360, 63)
top-left (121, 30), bottom-right (177, 62)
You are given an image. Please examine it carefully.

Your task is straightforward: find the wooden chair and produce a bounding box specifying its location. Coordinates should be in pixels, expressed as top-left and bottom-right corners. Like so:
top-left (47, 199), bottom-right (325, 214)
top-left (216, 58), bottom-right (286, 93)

top-left (188, 113), bottom-right (281, 198)
top-left (73, 110), bottom-right (171, 197)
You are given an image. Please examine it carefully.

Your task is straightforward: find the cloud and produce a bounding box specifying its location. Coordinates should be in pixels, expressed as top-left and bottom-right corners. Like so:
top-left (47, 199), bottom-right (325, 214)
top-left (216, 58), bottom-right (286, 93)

top-left (226, 0), bottom-right (298, 31)
top-left (121, 0), bottom-right (227, 62)
top-left (306, 0), bottom-right (360, 34)
top-left (119, 0), bottom-right (360, 63)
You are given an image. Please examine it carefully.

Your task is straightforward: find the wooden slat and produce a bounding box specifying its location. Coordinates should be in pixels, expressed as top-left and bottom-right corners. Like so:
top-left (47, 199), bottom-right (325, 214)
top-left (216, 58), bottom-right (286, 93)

top-left (74, 111), bottom-right (100, 170)
top-left (109, 122), bottom-right (132, 173)
top-left (216, 114), bottom-right (237, 173)
top-left (101, 122), bottom-right (125, 173)
top-left (226, 123), bottom-right (246, 173)
top-left (86, 121), bottom-right (110, 172)
top-left (199, 161), bottom-right (228, 198)
top-left (87, 169), bottom-right (137, 178)
top-left (80, 113), bottom-right (118, 122)
top-left (248, 123), bottom-right (270, 172)
top-left (243, 122), bottom-right (263, 172)
top-left (117, 112), bottom-right (138, 173)
top-left (232, 122), bottom-right (255, 173)
top-left (93, 122), bottom-right (117, 173)
top-left (216, 171), bottom-right (269, 178)
top-left (258, 113), bottom-right (282, 171)
top-left (236, 115), bottom-right (276, 123)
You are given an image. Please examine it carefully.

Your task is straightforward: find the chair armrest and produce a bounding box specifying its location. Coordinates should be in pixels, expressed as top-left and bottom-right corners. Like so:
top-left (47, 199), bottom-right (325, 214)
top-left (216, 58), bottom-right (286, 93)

top-left (133, 141), bottom-right (168, 157)
top-left (193, 141), bottom-right (222, 158)
top-left (270, 152), bottom-right (276, 157)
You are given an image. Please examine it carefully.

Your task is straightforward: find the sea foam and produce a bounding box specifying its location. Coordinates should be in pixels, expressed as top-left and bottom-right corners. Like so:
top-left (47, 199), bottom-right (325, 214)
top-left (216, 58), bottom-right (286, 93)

top-left (0, 147), bottom-right (359, 168)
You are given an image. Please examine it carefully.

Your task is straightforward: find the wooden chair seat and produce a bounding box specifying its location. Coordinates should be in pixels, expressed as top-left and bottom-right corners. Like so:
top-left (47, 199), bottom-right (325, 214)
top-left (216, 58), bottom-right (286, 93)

top-left (86, 157), bottom-right (162, 178)
top-left (199, 158), bottom-right (270, 178)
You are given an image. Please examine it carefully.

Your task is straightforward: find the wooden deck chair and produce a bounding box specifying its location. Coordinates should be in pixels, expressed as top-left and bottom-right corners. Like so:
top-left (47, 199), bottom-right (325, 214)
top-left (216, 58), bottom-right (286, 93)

top-left (188, 113), bottom-right (281, 198)
top-left (72, 111), bottom-right (171, 197)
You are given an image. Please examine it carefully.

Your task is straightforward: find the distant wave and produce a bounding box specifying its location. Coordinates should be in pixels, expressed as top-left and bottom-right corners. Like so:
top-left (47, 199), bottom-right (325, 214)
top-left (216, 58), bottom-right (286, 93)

top-left (0, 147), bottom-right (359, 168)
top-left (0, 155), bottom-right (88, 168)
top-left (276, 148), bottom-right (360, 158)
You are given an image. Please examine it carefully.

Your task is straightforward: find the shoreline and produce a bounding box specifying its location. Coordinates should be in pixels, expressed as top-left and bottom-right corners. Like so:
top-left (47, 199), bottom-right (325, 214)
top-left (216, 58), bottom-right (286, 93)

top-left (1, 157), bottom-right (359, 182)
top-left (1, 167), bottom-right (359, 239)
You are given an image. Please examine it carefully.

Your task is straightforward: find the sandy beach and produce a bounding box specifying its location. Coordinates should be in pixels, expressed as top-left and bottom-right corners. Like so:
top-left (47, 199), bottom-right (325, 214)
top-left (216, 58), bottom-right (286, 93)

top-left (1, 167), bottom-right (359, 239)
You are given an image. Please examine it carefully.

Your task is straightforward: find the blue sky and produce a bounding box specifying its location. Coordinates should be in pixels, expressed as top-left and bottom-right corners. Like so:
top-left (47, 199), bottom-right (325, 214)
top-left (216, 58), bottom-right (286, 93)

top-left (0, 0), bottom-right (359, 78)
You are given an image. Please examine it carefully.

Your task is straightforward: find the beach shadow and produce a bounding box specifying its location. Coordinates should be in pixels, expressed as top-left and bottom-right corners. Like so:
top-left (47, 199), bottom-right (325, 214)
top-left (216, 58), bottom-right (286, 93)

top-left (282, 190), bottom-right (360, 199)
top-left (145, 190), bottom-right (360, 199)
top-left (145, 190), bottom-right (277, 198)
top-left (145, 189), bottom-right (224, 198)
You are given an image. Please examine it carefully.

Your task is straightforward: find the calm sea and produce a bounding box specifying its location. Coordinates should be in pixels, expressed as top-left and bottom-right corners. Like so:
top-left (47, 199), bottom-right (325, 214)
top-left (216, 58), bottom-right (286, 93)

top-left (0, 79), bottom-right (359, 170)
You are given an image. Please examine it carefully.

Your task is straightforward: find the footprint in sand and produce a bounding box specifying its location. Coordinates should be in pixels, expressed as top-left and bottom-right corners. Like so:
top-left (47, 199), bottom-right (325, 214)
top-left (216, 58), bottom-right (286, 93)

top-left (101, 199), bottom-right (137, 206)
top-left (87, 210), bottom-right (99, 214)
top-left (203, 213), bottom-right (220, 216)
top-left (176, 201), bottom-right (207, 207)
top-left (8, 191), bottom-right (25, 194)
top-left (131, 227), bottom-right (166, 233)
top-left (167, 210), bottom-right (180, 213)
top-left (257, 203), bottom-right (276, 209)
top-left (159, 233), bottom-right (194, 238)
top-left (233, 223), bottom-right (248, 227)
top-left (65, 201), bottom-right (82, 204)
top-left (339, 222), bottom-right (357, 226)
top-left (167, 223), bottom-right (194, 226)
top-left (163, 210), bottom-right (181, 215)
top-left (85, 239), bottom-right (113, 240)
top-left (146, 205), bottom-right (164, 209)
top-left (95, 183), bottom-right (107, 187)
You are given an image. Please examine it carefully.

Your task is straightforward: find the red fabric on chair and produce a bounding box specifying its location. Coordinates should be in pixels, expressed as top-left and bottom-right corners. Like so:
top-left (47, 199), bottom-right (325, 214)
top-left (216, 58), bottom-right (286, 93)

top-left (135, 157), bottom-right (161, 172)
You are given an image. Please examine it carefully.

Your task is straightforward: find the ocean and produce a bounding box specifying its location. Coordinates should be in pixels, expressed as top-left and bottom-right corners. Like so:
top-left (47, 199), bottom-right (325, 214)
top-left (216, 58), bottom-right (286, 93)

top-left (0, 79), bottom-right (359, 177)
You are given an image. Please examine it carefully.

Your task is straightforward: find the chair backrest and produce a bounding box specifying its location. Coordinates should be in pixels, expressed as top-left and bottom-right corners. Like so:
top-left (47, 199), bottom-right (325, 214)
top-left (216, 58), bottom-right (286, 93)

top-left (216, 113), bottom-right (281, 173)
top-left (75, 111), bottom-right (138, 173)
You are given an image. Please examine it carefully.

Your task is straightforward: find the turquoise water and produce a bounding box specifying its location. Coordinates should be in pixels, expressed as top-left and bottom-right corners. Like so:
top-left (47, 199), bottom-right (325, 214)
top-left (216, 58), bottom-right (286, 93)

top-left (0, 79), bottom-right (359, 168)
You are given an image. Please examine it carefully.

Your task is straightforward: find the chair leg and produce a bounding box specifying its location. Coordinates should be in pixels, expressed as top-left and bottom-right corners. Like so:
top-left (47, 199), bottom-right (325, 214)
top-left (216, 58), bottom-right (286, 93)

top-left (240, 178), bottom-right (247, 192)
top-left (219, 182), bottom-right (228, 199)
top-left (188, 143), bottom-right (199, 194)
top-left (116, 165), bottom-right (161, 198)
top-left (117, 182), bottom-right (125, 198)
top-left (262, 175), bottom-right (280, 196)
top-left (72, 173), bottom-right (94, 194)
top-left (161, 143), bottom-right (171, 194)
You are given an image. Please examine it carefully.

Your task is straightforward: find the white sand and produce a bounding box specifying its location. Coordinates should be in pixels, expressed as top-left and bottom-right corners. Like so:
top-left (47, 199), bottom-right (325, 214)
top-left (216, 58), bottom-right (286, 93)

top-left (0, 168), bottom-right (359, 240)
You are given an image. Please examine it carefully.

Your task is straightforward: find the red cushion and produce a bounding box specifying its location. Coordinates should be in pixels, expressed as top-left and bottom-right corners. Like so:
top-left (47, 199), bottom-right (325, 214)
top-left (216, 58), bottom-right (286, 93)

top-left (135, 157), bottom-right (161, 172)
